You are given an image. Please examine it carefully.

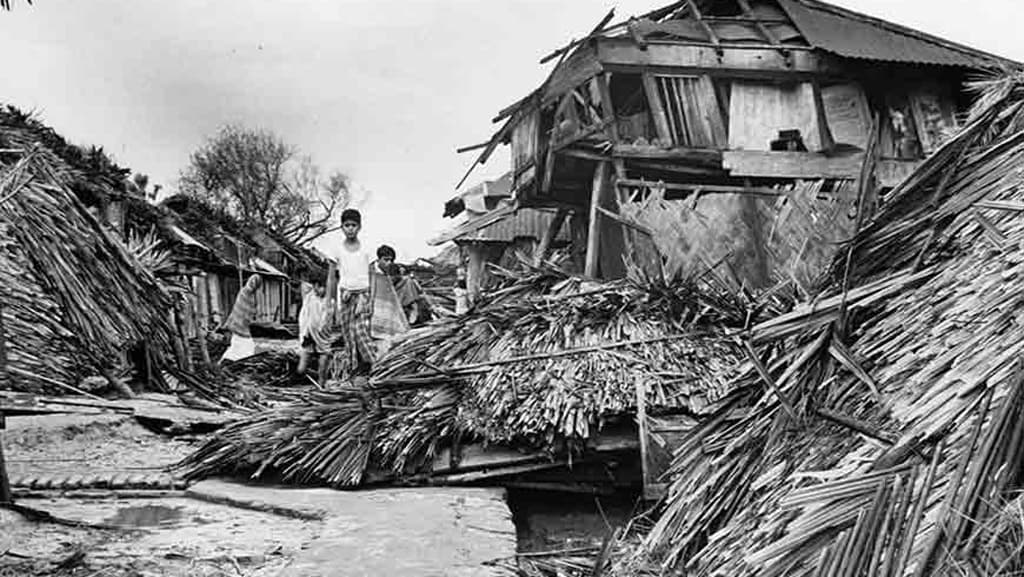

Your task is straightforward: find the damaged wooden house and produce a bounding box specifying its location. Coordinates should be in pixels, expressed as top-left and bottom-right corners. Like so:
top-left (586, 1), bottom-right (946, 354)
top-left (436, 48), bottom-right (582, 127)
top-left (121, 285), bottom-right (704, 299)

top-left (430, 172), bottom-right (572, 300)
top-left (464, 0), bottom-right (1011, 291)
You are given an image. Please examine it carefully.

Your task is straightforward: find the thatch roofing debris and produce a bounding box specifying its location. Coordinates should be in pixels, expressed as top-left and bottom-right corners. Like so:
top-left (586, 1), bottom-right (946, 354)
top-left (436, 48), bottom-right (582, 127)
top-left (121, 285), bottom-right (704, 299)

top-left (0, 105), bottom-right (130, 206)
top-left (0, 145), bottom-right (172, 393)
top-left (180, 263), bottom-right (751, 486)
top-left (606, 71), bottom-right (1024, 576)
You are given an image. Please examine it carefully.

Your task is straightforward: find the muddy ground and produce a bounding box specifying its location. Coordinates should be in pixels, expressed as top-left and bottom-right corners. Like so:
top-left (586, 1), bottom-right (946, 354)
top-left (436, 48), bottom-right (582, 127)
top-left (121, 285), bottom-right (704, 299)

top-left (2, 397), bottom-right (627, 576)
top-left (2, 407), bottom-right (323, 577)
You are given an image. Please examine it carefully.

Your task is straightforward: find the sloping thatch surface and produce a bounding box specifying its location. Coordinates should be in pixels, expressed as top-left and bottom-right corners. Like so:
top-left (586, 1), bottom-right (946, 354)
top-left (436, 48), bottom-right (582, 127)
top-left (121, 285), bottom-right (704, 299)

top-left (0, 145), bottom-right (172, 392)
top-left (181, 265), bottom-right (751, 486)
top-left (0, 105), bottom-right (130, 205)
top-left (614, 72), bottom-right (1024, 576)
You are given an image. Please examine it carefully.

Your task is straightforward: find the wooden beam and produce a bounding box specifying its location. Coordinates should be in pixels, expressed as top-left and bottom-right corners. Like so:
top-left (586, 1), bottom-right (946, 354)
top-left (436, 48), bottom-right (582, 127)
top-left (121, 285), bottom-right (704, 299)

top-left (596, 205), bottom-right (652, 236)
top-left (533, 208), bottom-right (569, 266)
top-left (616, 178), bottom-right (782, 197)
top-left (735, 0), bottom-right (784, 50)
top-left (683, 0), bottom-right (721, 50)
top-left (613, 144), bottom-right (722, 166)
top-left (723, 150), bottom-right (864, 179)
top-left (585, 162), bottom-right (611, 277)
top-left (598, 40), bottom-right (837, 75)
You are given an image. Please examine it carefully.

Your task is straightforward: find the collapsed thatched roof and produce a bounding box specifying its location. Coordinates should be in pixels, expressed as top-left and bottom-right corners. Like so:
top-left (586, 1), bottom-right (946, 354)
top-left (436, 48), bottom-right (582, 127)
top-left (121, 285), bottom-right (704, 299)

top-left (0, 105), bottom-right (130, 207)
top-left (181, 264), bottom-right (751, 486)
top-left (617, 71), bottom-right (1024, 576)
top-left (0, 146), bottom-right (172, 392)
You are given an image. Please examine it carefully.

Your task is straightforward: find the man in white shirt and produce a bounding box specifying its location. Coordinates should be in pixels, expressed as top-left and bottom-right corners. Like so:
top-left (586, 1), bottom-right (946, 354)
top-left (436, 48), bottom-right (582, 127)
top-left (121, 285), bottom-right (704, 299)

top-left (327, 208), bottom-right (376, 381)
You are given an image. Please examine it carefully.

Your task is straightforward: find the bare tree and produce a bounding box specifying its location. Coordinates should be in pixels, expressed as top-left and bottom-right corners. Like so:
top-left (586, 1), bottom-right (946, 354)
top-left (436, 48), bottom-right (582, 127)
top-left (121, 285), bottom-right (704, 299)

top-left (178, 125), bottom-right (352, 244)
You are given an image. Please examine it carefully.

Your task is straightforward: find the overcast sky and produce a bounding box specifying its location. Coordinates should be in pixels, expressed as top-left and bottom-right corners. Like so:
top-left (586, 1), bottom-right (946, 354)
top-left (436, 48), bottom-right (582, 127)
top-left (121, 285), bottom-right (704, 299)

top-left (0, 0), bottom-right (1020, 259)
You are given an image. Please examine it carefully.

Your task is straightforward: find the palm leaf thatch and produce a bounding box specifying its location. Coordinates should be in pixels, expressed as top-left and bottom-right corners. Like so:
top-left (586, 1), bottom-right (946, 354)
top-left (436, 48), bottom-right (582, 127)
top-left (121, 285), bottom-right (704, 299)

top-left (180, 264), bottom-right (751, 486)
top-left (614, 70), bottom-right (1024, 576)
top-left (0, 146), bottom-right (172, 393)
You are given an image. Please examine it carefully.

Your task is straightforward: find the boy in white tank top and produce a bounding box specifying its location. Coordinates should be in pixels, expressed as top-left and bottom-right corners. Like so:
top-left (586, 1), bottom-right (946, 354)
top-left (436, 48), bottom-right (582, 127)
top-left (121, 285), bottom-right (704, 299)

top-left (327, 209), bottom-right (375, 380)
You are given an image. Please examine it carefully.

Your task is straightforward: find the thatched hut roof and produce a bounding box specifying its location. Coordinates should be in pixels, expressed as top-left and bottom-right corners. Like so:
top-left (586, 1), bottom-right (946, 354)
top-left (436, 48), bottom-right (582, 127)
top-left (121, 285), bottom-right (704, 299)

top-left (0, 111), bottom-right (172, 393)
top-left (0, 105), bottom-right (130, 208)
top-left (618, 71), bottom-right (1024, 576)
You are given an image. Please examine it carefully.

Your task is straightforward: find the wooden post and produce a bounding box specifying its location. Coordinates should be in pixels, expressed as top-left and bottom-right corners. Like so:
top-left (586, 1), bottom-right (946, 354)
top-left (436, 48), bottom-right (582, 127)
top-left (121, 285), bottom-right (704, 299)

top-left (0, 302), bottom-right (12, 503)
top-left (634, 374), bottom-right (656, 501)
top-left (586, 162), bottom-right (611, 277)
top-left (533, 208), bottom-right (569, 266)
top-left (466, 245), bottom-right (485, 302)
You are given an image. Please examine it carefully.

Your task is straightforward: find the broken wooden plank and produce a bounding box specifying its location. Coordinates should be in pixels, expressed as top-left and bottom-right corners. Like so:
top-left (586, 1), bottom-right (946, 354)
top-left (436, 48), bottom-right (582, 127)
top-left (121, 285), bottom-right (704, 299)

top-left (598, 40), bottom-right (836, 75)
top-left (612, 144), bottom-right (722, 166)
top-left (641, 72), bottom-right (674, 146)
top-left (616, 178), bottom-right (781, 197)
top-left (723, 150), bottom-right (864, 179)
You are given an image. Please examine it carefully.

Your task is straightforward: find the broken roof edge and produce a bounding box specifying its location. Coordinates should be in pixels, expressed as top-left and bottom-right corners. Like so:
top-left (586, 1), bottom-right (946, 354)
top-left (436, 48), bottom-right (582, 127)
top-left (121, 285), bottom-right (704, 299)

top-left (789, 0), bottom-right (1020, 68)
top-left (427, 202), bottom-right (518, 246)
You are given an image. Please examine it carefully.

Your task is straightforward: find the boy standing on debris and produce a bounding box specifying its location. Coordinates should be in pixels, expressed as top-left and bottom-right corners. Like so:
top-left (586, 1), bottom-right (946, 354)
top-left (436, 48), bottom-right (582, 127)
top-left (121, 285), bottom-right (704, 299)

top-left (328, 209), bottom-right (375, 382)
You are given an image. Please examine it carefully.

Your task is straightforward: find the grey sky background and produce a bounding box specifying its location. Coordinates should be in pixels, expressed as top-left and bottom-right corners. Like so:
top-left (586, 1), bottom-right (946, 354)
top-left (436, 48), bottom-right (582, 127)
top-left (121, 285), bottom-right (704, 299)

top-left (1, 0), bottom-right (1020, 259)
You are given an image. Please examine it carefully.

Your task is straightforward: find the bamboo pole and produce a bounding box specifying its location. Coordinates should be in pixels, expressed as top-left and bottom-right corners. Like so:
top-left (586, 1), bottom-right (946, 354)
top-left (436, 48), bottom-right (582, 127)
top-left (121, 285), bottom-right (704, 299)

top-left (0, 302), bottom-right (12, 503)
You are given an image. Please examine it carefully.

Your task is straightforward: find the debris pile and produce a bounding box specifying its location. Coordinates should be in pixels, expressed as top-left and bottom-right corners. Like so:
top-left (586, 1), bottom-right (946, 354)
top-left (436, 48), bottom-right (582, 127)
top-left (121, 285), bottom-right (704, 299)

top-left (180, 264), bottom-right (751, 486)
top-left (0, 145), bottom-right (172, 394)
top-left (607, 72), bottom-right (1024, 576)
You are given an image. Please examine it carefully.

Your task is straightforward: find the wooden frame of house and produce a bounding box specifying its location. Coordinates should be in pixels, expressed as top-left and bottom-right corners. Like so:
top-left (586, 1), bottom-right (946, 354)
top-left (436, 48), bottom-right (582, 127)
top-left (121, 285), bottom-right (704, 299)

top-left (462, 0), bottom-right (1013, 289)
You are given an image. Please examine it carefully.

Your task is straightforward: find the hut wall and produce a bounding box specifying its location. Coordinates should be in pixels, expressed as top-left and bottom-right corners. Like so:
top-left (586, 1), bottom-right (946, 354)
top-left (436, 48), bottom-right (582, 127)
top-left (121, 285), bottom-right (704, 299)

top-left (621, 180), bottom-right (856, 290)
top-left (254, 277), bottom-right (287, 323)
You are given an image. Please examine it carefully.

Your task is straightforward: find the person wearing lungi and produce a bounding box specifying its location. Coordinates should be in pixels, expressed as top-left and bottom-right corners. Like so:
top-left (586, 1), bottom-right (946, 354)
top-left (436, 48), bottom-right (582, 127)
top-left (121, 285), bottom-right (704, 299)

top-left (327, 208), bottom-right (375, 382)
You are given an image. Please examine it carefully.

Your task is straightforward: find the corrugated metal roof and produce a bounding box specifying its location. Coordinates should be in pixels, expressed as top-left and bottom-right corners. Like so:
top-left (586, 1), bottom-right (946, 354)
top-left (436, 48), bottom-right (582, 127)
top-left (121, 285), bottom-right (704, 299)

top-left (459, 208), bottom-right (571, 244)
top-left (777, 0), bottom-right (1009, 67)
top-left (428, 204), bottom-right (570, 246)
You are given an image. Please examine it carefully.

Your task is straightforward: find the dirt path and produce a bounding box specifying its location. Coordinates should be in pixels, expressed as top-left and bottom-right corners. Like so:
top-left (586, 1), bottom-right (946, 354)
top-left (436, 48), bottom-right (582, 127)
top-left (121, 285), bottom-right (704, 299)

top-left (1, 402), bottom-right (519, 576)
top-left (2, 406), bottom-right (322, 576)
